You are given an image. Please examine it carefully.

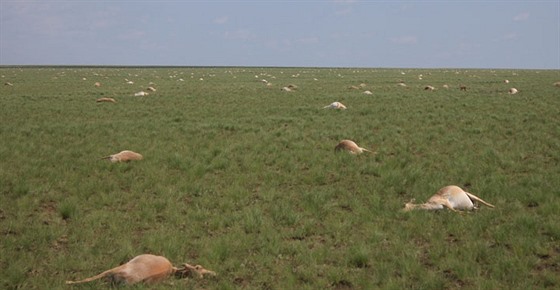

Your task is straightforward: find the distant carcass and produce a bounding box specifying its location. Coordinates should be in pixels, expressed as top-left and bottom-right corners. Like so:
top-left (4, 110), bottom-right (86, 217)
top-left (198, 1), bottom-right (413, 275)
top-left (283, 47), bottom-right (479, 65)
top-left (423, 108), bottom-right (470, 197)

top-left (323, 102), bottom-right (347, 110)
top-left (96, 97), bottom-right (117, 103)
top-left (334, 140), bottom-right (373, 155)
top-left (134, 91), bottom-right (149, 96)
top-left (102, 150), bottom-right (143, 163)
top-left (281, 87), bottom-right (292, 92)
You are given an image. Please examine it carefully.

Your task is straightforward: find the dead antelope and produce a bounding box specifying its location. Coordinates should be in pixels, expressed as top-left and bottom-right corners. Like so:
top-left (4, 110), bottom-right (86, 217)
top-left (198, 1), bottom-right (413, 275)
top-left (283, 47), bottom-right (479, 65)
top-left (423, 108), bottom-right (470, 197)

top-left (65, 254), bottom-right (216, 286)
top-left (508, 88), bottom-right (518, 94)
top-left (323, 101), bottom-right (347, 110)
top-left (334, 140), bottom-right (373, 155)
top-left (146, 86), bottom-right (156, 92)
top-left (96, 97), bottom-right (117, 103)
top-left (281, 86), bottom-right (292, 92)
top-left (134, 91), bottom-right (149, 96)
top-left (424, 85), bottom-right (435, 91)
top-left (102, 150), bottom-right (143, 163)
top-left (403, 185), bottom-right (495, 212)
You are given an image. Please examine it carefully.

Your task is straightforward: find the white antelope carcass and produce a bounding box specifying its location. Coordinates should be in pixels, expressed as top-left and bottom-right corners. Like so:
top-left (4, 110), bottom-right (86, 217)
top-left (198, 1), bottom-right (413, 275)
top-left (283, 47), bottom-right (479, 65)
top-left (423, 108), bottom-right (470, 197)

top-left (508, 88), bottom-right (518, 94)
top-left (102, 150), bottom-right (143, 163)
top-left (504, 79), bottom-right (510, 84)
top-left (96, 97), bottom-right (117, 103)
top-left (146, 86), bottom-right (156, 92)
top-left (134, 91), bottom-right (149, 97)
top-left (323, 102), bottom-right (347, 110)
top-left (65, 254), bottom-right (216, 286)
top-left (363, 90), bottom-right (373, 95)
top-left (334, 140), bottom-right (373, 155)
top-left (403, 185), bottom-right (495, 212)
top-left (281, 86), bottom-right (292, 92)
top-left (424, 85), bottom-right (435, 91)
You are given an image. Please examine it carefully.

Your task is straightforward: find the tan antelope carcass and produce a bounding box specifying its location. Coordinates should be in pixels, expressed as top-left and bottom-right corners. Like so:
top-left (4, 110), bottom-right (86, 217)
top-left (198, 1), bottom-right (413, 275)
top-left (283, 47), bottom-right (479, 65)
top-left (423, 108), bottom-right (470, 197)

top-left (96, 97), bottom-right (117, 103)
top-left (323, 101), bottom-right (347, 110)
top-left (134, 91), bottom-right (149, 97)
top-left (65, 254), bottom-right (216, 286)
top-left (334, 140), bottom-right (373, 155)
top-left (508, 88), bottom-right (518, 95)
top-left (102, 150), bottom-right (143, 163)
top-left (403, 185), bottom-right (495, 212)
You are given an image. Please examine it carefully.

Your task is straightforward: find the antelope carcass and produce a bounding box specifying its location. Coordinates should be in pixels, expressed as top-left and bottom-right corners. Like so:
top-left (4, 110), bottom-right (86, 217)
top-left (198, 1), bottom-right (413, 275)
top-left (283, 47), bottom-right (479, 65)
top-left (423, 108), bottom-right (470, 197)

top-left (403, 185), bottom-right (495, 212)
top-left (65, 254), bottom-right (216, 286)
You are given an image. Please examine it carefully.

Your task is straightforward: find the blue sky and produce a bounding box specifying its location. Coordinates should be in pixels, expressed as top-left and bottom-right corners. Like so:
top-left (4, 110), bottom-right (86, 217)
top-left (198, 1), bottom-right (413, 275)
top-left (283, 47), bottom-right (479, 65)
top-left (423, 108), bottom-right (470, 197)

top-left (1, 0), bottom-right (559, 69)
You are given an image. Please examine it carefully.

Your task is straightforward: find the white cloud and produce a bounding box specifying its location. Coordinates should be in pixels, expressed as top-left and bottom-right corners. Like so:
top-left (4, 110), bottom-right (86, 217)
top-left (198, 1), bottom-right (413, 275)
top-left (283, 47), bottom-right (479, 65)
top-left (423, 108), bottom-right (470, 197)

top-left (335, 7), bottom-right (353, 15)
top-left (391, 35), bottom-right (417, 45)
top-left (297, 36), bottom-right (319, 45)
top-left (213, 16), bottom-right (229, 25)
top-left (119, 30), bottom-right (146, 41)
top-left (495, 32), bottom-right (518, 42)
top-left (514, 12), bottom-right (530, 21)
top-left (223, 29), bottom-right (256, 41)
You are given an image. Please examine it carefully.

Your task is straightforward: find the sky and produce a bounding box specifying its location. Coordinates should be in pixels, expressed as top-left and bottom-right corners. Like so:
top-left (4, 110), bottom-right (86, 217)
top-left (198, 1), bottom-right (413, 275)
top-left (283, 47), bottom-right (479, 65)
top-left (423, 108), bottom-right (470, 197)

top-left (1, 0), bottom-right (559, 69)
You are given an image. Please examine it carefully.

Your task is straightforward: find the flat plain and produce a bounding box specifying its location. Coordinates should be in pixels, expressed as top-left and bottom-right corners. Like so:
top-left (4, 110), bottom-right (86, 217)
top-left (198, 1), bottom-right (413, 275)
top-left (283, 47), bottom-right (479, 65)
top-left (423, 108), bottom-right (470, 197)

top-left (1, 67), bottom-right (559, 289)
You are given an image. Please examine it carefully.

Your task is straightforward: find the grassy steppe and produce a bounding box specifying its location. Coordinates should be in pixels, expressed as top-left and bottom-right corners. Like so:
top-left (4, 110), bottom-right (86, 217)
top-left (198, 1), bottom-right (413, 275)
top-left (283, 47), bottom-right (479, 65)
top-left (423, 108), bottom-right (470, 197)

top-left (1, 67), bottom-right (559, 289)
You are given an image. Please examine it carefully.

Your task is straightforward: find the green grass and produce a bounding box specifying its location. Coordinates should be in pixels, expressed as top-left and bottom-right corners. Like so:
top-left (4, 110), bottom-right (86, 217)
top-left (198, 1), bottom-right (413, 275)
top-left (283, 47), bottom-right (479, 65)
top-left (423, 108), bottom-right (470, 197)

top-left (1, 67), bottom-right (559, 289)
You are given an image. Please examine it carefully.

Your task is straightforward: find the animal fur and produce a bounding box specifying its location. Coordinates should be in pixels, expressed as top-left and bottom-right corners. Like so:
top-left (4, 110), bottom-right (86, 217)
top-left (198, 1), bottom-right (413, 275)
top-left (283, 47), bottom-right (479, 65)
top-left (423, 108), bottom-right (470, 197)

top-left (403, 185), bottom-right (495, 212)
top-left (334, 140), bottom-right (373, 155)
top-left (65, 254), bottom-right (216, 286)
top-left (102, 150), bottom-right (143, 163)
